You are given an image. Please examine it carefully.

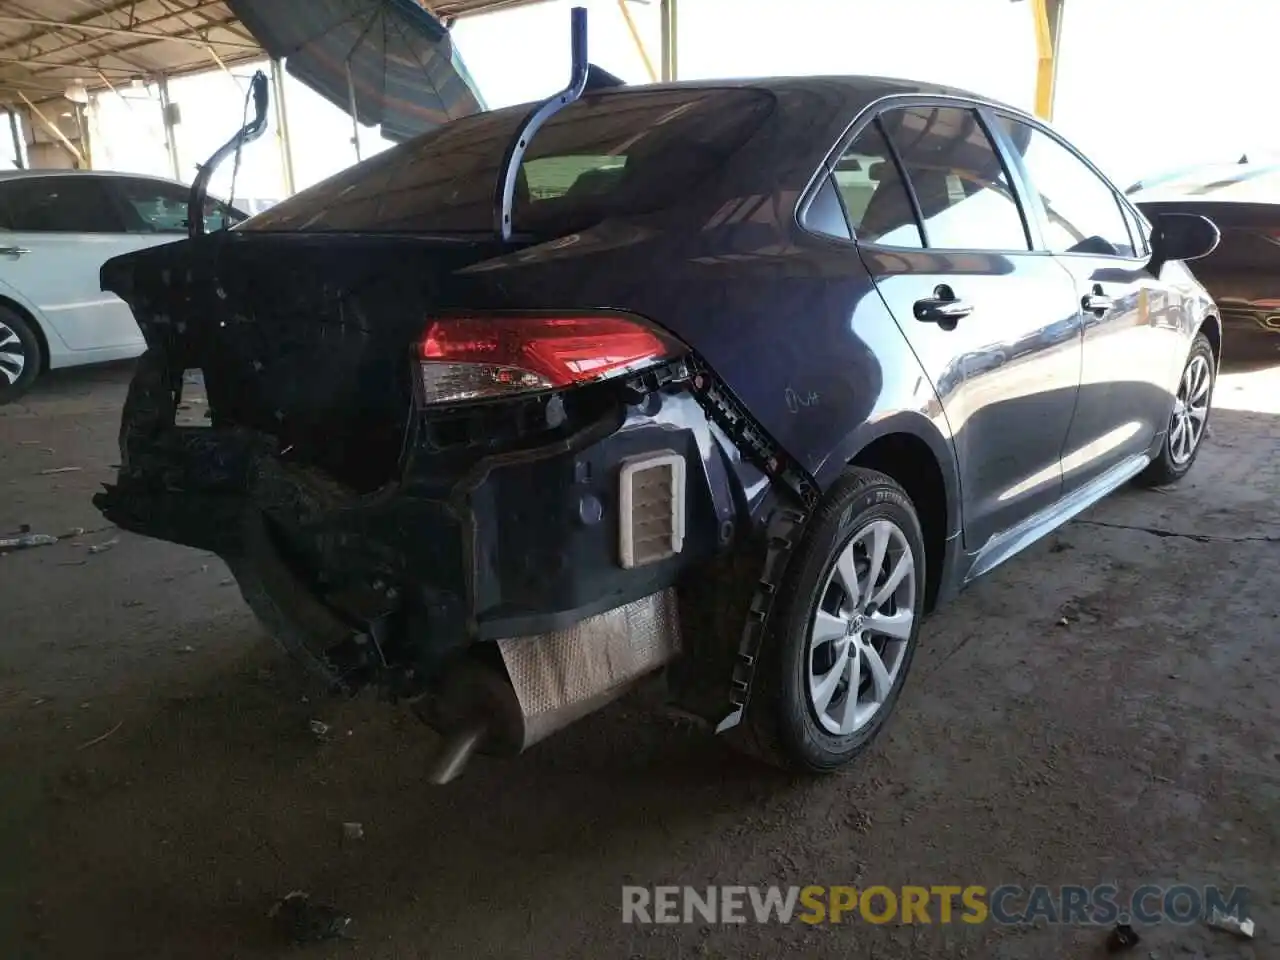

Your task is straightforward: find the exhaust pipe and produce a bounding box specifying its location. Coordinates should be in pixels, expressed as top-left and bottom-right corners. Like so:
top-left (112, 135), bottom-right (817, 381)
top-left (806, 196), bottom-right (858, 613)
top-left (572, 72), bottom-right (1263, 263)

top-left (427, 723), bottom-right (488, 785)
top-left (417, 589), bottom-right (682, 782)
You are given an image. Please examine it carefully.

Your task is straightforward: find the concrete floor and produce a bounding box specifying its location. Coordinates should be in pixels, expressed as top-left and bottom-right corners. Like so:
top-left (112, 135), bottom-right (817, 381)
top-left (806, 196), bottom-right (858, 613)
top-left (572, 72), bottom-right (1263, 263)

top-left (1, 355), bottom-right (1277, 959)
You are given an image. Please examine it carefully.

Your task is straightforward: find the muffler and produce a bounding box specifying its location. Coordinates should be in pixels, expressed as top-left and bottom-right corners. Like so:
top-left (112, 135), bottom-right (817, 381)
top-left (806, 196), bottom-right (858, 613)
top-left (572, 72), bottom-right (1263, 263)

top-left (421, 589), bottom-right (682, 783)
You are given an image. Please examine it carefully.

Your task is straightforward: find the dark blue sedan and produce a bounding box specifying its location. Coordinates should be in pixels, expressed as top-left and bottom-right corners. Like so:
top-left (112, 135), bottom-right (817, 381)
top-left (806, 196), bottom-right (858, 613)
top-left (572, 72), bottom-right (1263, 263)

top-left (95, 75), bottom-right (1222, 778)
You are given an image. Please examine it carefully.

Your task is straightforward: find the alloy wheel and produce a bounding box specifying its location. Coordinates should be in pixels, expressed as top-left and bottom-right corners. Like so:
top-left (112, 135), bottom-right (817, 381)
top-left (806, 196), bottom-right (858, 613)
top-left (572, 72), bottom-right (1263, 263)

top-left (807, 518), bottom-right (916, 736)
top-left (0, 317), bottom-right (26, 386)
top-left (1169, 353), bottom-right (1211, 465)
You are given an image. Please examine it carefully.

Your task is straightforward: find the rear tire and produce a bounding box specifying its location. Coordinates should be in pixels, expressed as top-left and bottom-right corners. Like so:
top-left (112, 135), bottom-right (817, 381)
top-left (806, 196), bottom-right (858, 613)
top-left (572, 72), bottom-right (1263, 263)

top-left (0, 307), bottom-right (41, 404)
top-left (736, 468), bottom-right (926, 773)
top-left (1136, 333), bottom-right (1215, 487)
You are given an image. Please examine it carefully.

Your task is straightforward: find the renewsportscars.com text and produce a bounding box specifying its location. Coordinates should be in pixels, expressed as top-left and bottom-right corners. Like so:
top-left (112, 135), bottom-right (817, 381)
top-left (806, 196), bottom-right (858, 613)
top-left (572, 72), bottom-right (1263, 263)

top-left (621, 884), bottom-right (1249, 926)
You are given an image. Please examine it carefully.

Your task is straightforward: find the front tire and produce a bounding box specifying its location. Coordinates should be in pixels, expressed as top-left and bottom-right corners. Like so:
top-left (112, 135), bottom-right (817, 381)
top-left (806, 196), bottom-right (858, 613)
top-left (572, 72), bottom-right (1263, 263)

top-left (0, 307), bottom-right (40, 404)
top-left (740, 468), bottom-right (926, 773)
top-left (1136, 332), bottom-right (1215, 487)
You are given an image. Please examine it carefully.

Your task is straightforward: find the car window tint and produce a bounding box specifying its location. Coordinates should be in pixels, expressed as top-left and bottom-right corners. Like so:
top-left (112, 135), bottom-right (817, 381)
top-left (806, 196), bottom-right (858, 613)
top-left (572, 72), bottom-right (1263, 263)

top-left (0, 176), bottom-right (120, 232)
top-left (1121, 202), bottom-right (1150, 255)
top-left (829, 121), bottom-right (923, 247)
top-left (995, 117), bottom-right (1135, 257)
top-left (880, 106), bottom-right (1029, 251)
top-left (111, 176), bottom-right (242, 234)
top-left (804, 174), bottom-right (852, 240)
top-left (244, 88), bottom-right (775, 237)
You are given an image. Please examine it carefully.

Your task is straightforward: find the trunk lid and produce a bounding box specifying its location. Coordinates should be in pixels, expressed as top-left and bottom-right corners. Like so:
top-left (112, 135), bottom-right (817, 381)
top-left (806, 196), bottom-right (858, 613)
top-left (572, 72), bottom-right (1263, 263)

top-left (102, 231), bottom-right (508, 491)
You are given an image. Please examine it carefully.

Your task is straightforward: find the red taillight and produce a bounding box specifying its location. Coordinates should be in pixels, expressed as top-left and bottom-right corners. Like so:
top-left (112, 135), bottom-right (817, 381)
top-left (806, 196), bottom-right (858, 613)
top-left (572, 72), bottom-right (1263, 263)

top-left (417, 314), bottom-right (682, 405)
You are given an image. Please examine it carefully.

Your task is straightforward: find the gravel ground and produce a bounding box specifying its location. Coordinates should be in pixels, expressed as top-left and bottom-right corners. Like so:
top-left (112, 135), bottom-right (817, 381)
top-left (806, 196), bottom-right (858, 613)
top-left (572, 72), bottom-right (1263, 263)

top-left (1, 355), bottom-right (1277, 960)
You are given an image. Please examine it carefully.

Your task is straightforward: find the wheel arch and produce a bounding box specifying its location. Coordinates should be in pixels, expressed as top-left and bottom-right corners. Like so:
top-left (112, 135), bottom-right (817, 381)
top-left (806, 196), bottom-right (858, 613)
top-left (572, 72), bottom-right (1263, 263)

top-left (816, 413), bottom-right (960, 612)
top-left (0, 293), bottom-right (50, 372)
top-left (1198, 312), bottom-right (1222, 365)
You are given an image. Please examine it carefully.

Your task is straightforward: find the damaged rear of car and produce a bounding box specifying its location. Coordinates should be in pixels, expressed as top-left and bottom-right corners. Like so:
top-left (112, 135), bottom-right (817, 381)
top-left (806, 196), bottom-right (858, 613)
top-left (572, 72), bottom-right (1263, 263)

top-left (95, 80), bottom-right (844, 779)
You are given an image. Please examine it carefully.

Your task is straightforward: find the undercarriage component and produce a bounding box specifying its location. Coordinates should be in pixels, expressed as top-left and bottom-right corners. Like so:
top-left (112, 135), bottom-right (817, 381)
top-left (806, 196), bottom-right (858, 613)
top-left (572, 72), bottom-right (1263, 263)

top-left (415, 589), bottom-right (681, 781)
top-left (498, 588), bottom-right (681, 746)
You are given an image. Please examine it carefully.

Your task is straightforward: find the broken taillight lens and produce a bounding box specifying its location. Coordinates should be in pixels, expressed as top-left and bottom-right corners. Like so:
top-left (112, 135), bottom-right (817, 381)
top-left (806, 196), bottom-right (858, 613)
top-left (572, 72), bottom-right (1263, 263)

top-left (417, 313), bottom-right (683, 405)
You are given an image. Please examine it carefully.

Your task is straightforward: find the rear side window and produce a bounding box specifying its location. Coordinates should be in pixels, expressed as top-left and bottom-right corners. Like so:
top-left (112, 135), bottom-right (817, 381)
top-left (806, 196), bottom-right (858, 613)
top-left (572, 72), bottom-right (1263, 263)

top-left (994, 117), bottom-right (1135, 257)
top-left (880, 105), bottom-right (1029, 251)
top-left (245, 88), bottom-right (775, 236)
top-left (0, 176), bottom-right (122, 232)
top-left (825, 121), bottom-right (923, 247)
top-left (111, 176), bottom-right (245, 234)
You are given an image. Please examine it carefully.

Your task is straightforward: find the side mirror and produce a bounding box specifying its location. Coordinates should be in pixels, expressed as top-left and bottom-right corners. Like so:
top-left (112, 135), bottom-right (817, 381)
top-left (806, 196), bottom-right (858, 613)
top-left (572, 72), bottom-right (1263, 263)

top-left (1149, 212), bottom-right (1220, 274)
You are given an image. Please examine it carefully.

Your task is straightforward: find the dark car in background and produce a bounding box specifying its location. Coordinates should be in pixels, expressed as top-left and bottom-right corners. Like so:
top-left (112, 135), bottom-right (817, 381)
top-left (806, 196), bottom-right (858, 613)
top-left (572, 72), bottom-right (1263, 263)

top-left (94, 77), bottom-right (1222, 781)
top-left (1129, 161), bottom-right (1280, 357)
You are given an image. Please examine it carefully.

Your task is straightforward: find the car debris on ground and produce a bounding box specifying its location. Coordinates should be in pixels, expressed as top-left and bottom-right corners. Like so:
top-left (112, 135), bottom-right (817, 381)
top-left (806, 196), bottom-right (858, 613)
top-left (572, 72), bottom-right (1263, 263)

top-left (309, 720), bottom-right (331, 740)
top-left (341, 822), bottom-right (364, 842)
top-left (38, 466), bottom-right (82, 476)
top-left (0, 532), bottom-right (58, 552)
top-left (268, 891), bottom-right (353, 943)
top-left (1105, 922), bottom-right (1140, 952)
top-left (87, 538), bottom-right (119, 555)
top-left (1206, 909), bottom-right (1255, 938)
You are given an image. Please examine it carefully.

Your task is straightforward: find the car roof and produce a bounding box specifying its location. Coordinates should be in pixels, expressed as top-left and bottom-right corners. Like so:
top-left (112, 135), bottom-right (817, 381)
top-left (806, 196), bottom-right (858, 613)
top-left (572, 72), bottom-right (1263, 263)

top-left (0, 168), bottom-right (189, 187)
top-left (589, 74), bottom-right (1016, 115)
top-left (1127, 162), bottom-right (1280, 204)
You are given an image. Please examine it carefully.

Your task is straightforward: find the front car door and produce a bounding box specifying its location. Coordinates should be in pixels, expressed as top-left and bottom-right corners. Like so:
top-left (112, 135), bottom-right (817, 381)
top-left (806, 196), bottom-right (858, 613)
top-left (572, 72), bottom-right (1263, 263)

top-left (989, 115), bottom-right (1183, 493)
top-left (0, 175), bottom-right (145, 356)
top-left (830, 101), bottom-right (1083, 555)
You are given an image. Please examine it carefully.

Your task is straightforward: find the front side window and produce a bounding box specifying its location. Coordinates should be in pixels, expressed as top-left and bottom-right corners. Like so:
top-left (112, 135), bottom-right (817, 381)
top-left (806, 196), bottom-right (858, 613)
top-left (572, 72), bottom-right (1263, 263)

top-left (994, 117), bottom-right (1135, 257)
top-left (112, 177), bottom-right (244, 234)
top-left (826, 121), bottom-right (923, 247)
top-left (880, 105), bottom-right (1029, 251)
top-left (1121, 202), bottom-right (1150, 256)
top-left (0, 176), bottom-right (121, 232)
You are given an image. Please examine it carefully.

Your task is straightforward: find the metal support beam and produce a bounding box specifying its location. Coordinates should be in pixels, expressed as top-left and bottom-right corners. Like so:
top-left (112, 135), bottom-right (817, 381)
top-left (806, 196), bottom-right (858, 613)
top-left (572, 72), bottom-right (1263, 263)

top-left (0, 15), bottom-right (259, 51)
top-left (270, 59), bottom-right (295, 195)
top-left (17, 92), bottom-right (84, 166)
top-left (156, 75), bottom-right (181, 180)
top-left (617, 0), bottom-right (657, 83)
top-left (659, 0), bottom-right (678, 82)
top-left (345, 60), bottom-right (362, 163)
top-left (9, 110), bottom-right (26, 168)
top-left (1032, 0), bottom-right (1064, 121)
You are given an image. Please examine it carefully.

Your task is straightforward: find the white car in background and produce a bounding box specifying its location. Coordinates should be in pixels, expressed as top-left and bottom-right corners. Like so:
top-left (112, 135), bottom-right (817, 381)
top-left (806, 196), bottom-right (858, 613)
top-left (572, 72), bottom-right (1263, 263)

top-left (0, 169), bottom-right (245, 403)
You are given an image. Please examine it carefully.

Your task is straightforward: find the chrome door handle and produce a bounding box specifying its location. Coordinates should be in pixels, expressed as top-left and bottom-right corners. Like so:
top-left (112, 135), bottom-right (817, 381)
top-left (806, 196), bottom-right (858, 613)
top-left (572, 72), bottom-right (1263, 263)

top-left (0, 246), bottom-right (31, 257)
top-left (913, 285), bottom-right (973, 331)
top-left (1082, 284), bottom-right (1113, 315)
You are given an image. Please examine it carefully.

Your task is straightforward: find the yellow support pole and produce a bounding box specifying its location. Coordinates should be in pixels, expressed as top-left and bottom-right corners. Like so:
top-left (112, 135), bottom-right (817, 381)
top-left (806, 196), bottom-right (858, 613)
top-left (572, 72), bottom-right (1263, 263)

top-left (659, 0), bottom-right (678, 82)
top-left (1032, 0), bottom-right (1063, 121)
top-left (618, 0), bottom-right (658, 83)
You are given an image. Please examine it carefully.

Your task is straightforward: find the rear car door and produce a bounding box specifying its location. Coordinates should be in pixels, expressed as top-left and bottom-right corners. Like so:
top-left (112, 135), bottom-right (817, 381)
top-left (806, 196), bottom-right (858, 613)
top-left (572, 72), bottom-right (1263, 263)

top-left (0, 176), bottom-right (146, 353)
top-left (835, 102), bottom-right (1083, 551)
top-left (990, 115), bottom-right (1181, 493)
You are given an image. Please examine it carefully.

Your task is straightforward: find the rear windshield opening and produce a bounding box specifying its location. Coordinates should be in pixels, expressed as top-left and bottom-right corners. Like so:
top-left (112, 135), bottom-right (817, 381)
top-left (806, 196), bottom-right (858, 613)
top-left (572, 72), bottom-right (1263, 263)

top-left (242, 87), bottom-right (775, 237)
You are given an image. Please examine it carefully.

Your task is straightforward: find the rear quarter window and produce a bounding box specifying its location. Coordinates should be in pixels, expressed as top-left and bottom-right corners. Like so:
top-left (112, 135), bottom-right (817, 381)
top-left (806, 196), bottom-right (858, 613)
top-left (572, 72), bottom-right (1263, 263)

top-left (243, 88), bottom-right (775, 237)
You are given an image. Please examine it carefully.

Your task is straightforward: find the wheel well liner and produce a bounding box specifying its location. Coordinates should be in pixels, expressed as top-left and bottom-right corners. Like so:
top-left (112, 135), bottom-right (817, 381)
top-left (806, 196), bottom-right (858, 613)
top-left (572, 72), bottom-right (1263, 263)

top-left (849, 432), bottom-right (948, 611)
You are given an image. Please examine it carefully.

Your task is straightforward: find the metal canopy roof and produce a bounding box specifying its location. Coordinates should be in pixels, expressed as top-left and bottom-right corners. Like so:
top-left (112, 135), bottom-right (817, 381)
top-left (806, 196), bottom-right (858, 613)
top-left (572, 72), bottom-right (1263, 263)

top-left (0, 1), bottom-right (260, 105)
top-left (0, 0), bottom-right (549, 106)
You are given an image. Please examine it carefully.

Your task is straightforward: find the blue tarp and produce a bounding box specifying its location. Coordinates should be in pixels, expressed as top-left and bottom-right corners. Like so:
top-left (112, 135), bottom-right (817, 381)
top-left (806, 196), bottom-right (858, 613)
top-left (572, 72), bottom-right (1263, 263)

top-left (227, 0), bottom-right (486, 143)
